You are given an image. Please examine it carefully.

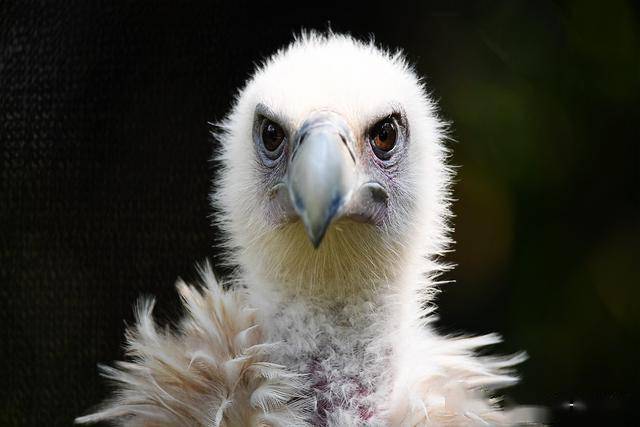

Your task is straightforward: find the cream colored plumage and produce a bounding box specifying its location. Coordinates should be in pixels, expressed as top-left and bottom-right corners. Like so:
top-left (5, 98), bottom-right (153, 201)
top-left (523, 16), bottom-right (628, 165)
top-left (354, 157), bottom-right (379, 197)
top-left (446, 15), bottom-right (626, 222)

top-left (76, 264), bottom-right (310, 426)
top-left (78, 32), bottom-right (540, 426)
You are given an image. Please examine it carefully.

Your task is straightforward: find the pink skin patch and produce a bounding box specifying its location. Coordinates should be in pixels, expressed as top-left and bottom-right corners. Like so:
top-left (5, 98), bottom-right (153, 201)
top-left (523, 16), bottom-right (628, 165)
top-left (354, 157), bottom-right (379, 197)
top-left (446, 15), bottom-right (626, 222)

top-left (308, 358), bottom-right (375, 425)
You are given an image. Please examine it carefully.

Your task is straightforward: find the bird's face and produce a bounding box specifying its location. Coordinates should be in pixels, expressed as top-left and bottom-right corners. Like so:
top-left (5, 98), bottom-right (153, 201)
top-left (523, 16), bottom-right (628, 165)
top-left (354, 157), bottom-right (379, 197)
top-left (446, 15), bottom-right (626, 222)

top-left (216, 35), bottom-right (449, 294)
top-left (253, 101), bottom-right (409, 248)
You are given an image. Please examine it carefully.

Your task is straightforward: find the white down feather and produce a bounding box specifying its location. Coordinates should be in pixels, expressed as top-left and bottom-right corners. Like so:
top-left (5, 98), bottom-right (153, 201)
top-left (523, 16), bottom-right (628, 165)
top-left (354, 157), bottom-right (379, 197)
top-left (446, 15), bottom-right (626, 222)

top-left (77, 32), bottom-right (542, 426)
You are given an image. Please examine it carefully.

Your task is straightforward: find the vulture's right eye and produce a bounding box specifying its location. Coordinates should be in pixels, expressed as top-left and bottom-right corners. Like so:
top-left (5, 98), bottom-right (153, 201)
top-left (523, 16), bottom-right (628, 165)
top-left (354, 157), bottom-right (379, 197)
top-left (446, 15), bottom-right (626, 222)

top-left (261, 120), bottom-right (285, 152)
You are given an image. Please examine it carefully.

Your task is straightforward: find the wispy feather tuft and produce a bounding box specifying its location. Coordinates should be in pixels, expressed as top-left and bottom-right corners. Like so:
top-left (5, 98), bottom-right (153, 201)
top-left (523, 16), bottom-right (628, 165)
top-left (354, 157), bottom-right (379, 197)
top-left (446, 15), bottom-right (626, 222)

top-left (76, 261), bottom-right (309, 426)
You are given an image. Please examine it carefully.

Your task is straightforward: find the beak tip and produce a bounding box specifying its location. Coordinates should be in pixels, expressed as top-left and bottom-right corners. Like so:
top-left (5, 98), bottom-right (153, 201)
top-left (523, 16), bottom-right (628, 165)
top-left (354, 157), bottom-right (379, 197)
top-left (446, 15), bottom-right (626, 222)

top-left (306, 223), bottom-right (329, 249)
top-left (296, 195), bottom-right (343, 250)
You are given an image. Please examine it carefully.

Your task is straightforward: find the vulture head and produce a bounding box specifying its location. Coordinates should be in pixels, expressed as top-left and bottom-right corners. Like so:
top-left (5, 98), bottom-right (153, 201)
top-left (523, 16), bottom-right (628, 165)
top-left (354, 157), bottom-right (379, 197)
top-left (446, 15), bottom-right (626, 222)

top-left (216, 32), bottom-right (449, 297)
top-left (78, 32), bottom-right (542, 427)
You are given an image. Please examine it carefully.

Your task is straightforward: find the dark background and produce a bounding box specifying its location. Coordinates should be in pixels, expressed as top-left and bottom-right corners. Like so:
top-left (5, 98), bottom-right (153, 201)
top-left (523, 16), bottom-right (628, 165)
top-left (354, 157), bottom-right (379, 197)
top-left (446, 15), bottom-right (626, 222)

top-left (1, 1), bottom-right (638, 425)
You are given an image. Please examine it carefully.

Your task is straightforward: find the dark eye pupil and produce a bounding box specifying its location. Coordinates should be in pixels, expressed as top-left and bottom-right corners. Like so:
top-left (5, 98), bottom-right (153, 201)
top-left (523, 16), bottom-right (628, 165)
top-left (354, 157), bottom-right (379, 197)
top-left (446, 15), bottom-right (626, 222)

top-left (262, 121), bottom-right (284, 151)
top-left (266, 124), bottom-right (276, 139)
top-left (372, 119), bottom-right (397, 154)
top-left (379, 123), bottom-right (391, 141)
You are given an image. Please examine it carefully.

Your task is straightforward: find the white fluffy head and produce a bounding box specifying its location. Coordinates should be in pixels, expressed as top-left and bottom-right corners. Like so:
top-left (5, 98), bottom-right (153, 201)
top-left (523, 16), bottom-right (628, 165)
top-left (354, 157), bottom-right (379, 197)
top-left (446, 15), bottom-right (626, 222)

top-left (214, 32), bottom-right (451, 297)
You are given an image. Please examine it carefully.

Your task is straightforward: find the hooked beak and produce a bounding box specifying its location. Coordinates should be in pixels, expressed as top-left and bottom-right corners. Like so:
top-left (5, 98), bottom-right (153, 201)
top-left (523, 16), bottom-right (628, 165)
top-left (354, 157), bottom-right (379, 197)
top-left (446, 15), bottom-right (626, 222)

top-left (287, 112), bottom-right (357, 248)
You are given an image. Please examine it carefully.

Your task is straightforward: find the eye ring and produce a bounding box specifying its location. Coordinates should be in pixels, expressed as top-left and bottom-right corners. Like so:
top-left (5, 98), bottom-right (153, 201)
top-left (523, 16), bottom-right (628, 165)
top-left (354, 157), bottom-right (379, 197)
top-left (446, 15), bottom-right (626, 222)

top-left (261, 119), bottom-right (286, 152)
top-left (369, 117), bottom-right (398, 159)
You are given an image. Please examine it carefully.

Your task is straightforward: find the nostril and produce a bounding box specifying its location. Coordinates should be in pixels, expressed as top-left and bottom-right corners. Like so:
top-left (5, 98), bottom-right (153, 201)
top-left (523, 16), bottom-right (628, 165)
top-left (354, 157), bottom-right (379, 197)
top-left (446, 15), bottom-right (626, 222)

top-left (369, 185), bottom-right (388, 204)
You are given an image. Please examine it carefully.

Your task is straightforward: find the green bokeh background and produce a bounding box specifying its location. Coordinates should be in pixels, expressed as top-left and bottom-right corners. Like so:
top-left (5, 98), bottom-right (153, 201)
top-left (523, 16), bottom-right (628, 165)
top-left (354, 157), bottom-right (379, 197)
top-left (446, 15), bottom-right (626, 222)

top-left (411, 1), bottom-right (639, 409)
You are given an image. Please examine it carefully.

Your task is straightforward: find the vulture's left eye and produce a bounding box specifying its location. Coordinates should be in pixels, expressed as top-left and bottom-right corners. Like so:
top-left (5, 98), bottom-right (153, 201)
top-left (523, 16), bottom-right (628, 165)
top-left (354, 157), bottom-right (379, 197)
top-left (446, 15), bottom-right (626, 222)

top-left (370, 118), bottom-right (398, 157)
top-left (262, 120), bottom-right (286, 152)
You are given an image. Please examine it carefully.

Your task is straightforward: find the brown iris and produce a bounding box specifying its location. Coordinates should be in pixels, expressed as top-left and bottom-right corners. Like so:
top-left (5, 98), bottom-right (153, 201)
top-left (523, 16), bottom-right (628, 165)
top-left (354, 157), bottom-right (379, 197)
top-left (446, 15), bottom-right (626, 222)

top-left (371, 118), bottom-right (397, 154)
top-left (262, 120), bottom-right (285, 151)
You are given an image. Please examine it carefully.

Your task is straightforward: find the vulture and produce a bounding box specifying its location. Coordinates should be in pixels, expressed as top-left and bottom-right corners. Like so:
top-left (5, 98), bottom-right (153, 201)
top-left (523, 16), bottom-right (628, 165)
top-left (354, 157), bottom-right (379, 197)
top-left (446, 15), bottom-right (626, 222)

top-left (77, 32), bottom-right (540, 426)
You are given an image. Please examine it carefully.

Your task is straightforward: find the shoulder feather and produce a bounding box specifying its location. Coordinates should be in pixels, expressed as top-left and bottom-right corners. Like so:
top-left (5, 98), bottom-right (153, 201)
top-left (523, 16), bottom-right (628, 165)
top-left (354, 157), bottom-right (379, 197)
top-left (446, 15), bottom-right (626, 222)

top-left (75, 262), bottom-right (308, 427)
